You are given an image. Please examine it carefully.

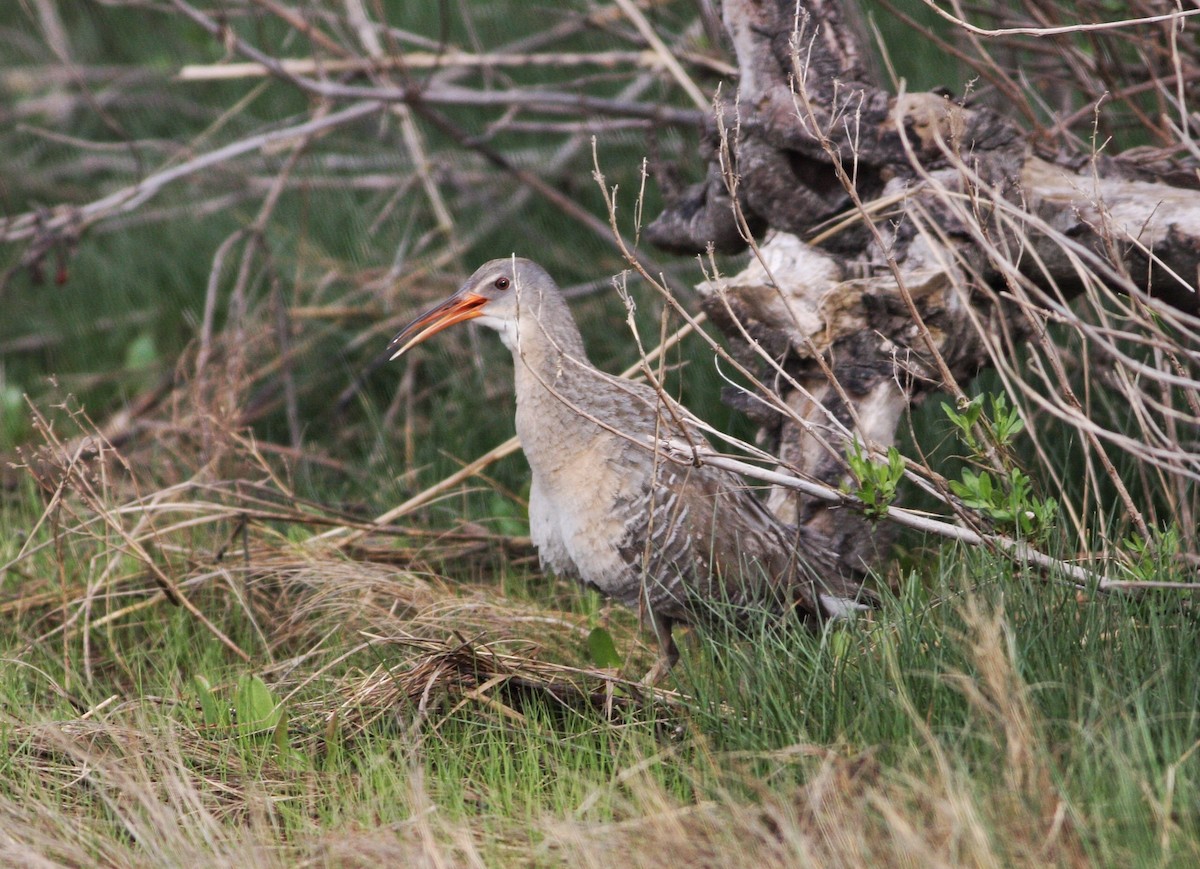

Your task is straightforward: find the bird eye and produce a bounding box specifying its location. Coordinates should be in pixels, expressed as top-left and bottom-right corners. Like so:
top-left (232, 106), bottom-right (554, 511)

top-left (493, 277), bottom-right (510, 290)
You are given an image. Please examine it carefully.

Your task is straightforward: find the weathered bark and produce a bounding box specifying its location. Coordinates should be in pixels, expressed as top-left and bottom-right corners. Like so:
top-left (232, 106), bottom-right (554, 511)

top-left (647, 0), bottom-right (1200, 578)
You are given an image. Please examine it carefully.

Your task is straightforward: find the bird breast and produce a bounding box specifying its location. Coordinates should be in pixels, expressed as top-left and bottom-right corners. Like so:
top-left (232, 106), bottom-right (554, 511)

top-left (526, 435), bottom-right (646, 603)
top-left (512, 349), bottom-right (704, 615)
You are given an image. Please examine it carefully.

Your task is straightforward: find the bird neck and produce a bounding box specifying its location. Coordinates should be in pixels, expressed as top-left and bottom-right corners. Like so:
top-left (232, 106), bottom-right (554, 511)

top-left (507, 297), bottom-right (599, 471)
top-left (509, 291), bottom-right (590, 384)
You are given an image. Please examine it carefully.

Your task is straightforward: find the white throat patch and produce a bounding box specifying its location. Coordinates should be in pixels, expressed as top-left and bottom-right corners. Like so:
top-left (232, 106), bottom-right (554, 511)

top-left (476, 313), bottom-right (519, 350)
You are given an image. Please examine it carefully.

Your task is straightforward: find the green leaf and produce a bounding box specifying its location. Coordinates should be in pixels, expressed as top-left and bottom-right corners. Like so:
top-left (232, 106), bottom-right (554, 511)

top-left (272, 706), bottom-right (291, 753)
top-left (962, 395), bottom-right (984, 426)
top-left (234, 674), bottom-right (280, 736)
top-left (829, 630), bottom-right (851, 661)
top-left (587, 627), bottom-right (623, 669)
top-left (990, 393), bottom-right (1025, 445)
top-left (123, 332), bottom-right (158, 371)
top-left (844, 439), bottom-right (904, 520)
top-left (0, 384), bottom-right (22, 412)
top-left (193, 674), bottom-right (227, 728)
top-left (942, 396), bottom-right (984, 450)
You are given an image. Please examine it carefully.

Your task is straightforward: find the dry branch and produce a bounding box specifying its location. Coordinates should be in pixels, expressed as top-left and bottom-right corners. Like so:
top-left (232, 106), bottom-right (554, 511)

top-left (7, 0), bottom-right (1199, 646)
top-left (0, 101), bottom-right (387, 243)
top-left (176, 49), bottom-right (736, 82)
top-left (643, 0), bottom-right (1200, 576)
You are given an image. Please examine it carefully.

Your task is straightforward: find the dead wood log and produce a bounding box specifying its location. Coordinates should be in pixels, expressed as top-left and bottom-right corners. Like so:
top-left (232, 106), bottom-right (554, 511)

top-left (646, 0), bottom-right (1200, 577)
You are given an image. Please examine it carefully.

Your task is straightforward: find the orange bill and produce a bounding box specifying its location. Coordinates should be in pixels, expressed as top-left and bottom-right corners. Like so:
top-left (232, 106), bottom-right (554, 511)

top-left (388, 292), bottom-right (489, 359)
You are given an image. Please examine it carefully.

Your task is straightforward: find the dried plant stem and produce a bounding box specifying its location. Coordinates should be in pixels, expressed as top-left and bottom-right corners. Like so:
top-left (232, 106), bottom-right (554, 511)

top-left (673, 445), bottom-right (1198, 593)
top-left (1, 101), bottom-right (386, 243)
top-left (612, 0), bottom-right (709, 111)
top-left (312, 314), bottom-right (708, 548)
top-left (177, 50), bottom-right (736, 82)
top-left (914, 0), bottom-right (1200, 38)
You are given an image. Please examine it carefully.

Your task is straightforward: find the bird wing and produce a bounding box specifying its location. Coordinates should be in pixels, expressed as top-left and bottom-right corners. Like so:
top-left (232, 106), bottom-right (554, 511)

top-left (612, 450), bottom-right (835, 620)
top-left (591, 380), bottom-right (850, 621)
top-left (567, 368), bottom-right (868, 621)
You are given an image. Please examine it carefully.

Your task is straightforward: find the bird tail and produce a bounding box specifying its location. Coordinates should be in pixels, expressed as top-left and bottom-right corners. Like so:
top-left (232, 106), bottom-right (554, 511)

top-left (817, 593), bottom-right (872, 619)
top-left (788, 524), bottom-right (879, 620)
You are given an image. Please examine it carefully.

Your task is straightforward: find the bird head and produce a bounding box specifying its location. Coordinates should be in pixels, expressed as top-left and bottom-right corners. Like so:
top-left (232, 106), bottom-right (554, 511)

top-left (388, 257), bottom-right (551, 359)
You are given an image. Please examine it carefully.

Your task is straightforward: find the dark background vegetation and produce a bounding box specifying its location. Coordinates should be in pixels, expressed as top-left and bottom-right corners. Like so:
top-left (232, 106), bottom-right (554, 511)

top-left (1, 1), bottom-right (1198, 865)
top-left (1, 0), bottom-right (954, 492)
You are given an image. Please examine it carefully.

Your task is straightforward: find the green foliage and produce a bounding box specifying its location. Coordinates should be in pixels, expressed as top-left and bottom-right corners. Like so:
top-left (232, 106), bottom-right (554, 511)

top-left (122, 332), bottom-right (158, 372)
top-left (1121, 525), bottom-right (1185, 583)
top-left (234, 673), bottom-right (281, 738)
top-left (843, 439), bottom-right (906, 520)
top-left (0, 384), bottom-right (26, 447)
top-left (942, 392), bottom-right (1057, 539)
top-left (484, 493), bottom-right (528, 538)
top-left (987, 392), bottom-right (1026, 447)
top-left (192, 674), bottom-right (227, 728)
top-left (941, 394), bottom-right (986, 451)
top-left (193, 671), bottom-right (296, 763)
top-left (941, 392), bottom-right (1025, 454)
top-left (586, 626), bottom-right (622, 669)
top-left (949, 466), bottom-right (1058, 539)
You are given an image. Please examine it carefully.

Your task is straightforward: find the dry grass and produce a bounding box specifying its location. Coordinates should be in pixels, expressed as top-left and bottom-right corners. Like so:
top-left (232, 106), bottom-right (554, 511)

top-left (2, 1), bottom-right (1199, 865)
top-left (0, 401), bottom-right (1125, 866)
top-left (0, 567), bottom-right (1104, 867)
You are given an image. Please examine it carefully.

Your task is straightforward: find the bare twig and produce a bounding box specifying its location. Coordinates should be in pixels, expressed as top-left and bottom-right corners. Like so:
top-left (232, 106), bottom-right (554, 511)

top-left (914, 0), bottom-right (1200, 38)
top-left (612, 0), bottom-right (710, 110)
top-left (177, 50), bottom-right (736, 81)
top-left (1, 101), bottom-right (386, 243)
top-left (312, 313), bottom-right (708, 548)
top-left (665, 441), bottom-right (1198, 593)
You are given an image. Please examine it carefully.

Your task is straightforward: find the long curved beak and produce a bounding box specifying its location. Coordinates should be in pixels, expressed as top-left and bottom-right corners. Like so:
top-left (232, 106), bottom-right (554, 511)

top-left (388, 291), bottom-right (489, 360)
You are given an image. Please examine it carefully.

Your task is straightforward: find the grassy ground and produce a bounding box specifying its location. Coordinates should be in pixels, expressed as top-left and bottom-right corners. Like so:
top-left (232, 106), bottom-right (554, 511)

top-left (2, 462), bottom-right (1198, 866)
top-left (3, 1), bottom-right (1198, 866)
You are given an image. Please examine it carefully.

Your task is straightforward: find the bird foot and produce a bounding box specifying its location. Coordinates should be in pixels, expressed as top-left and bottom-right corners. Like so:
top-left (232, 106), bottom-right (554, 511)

top-left (640, 611), bottom-right (679, 686)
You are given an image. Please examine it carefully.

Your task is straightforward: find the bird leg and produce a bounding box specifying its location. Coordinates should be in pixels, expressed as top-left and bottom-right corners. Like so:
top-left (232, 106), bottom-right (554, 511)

top-left (641, 610), bottom-right (679, 686)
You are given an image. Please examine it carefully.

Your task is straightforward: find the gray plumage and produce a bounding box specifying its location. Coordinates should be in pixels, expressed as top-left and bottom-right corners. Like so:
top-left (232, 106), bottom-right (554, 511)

top-left (390, 257), bottom-right (868, 681)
